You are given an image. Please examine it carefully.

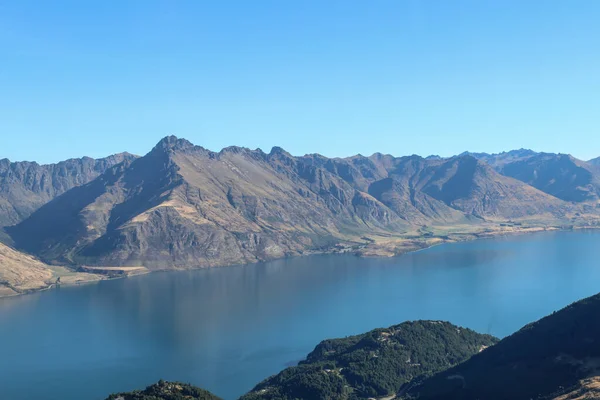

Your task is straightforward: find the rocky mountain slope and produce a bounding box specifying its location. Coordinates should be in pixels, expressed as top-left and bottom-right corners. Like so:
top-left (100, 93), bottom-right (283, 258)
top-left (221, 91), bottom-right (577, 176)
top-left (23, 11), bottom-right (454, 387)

top-left (499, 154), bottom-right (600, 203)
top-left (241, 321), bottom-right (497, 400)
top-left (6, 136), bottom-right (577, 269)
top-left (590, 157), bottom-right (600, 167)
top-left (401, 292), bottom-right (600, 400)
top-left (466, 150), bottom-right (600, 202)
top-left (0, 153), bottom-right (136, 228)
top-left (461, 149), bottom-right (539, 169)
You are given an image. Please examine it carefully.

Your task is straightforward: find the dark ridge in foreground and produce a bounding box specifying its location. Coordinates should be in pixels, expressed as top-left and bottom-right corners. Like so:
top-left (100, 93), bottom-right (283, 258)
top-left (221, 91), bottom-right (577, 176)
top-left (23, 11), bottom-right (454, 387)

top-left (101, 291), bottom-right (600, 400)
top-left (401, 292), bottom-right (600, 400)
top-left (106, 380), bottom-right (222, 400)
top-left (241, 321), bottom-right (497, 400)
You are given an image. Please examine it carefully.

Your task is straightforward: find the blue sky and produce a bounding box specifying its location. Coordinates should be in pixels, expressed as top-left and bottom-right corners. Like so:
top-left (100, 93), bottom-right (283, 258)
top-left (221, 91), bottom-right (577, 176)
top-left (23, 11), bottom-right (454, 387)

top-left (1, 1), bottom-right (599, 163)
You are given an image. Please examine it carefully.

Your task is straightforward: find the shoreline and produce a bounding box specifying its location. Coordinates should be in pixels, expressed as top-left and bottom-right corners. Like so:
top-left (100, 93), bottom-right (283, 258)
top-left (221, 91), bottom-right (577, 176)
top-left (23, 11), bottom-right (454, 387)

top-left (1, 224), bottom-right (599, 300)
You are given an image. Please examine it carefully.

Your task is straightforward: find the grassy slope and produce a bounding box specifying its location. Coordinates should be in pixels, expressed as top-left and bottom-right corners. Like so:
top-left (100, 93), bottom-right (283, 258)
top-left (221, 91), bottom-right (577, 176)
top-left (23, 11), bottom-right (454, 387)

top-left (0, 242), bottom-right (105, 297)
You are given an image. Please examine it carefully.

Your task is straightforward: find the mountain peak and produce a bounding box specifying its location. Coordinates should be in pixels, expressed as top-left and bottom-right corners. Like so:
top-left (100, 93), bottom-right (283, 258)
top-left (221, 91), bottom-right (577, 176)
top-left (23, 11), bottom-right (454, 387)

top-left (153, 135), bottom-right (196, 153)
top-left (454, 153), bottom-right (480, 162)
top-left (269, 146), bottom-right (291, 157)
top-left (220, 145), bottom-right (249, 155)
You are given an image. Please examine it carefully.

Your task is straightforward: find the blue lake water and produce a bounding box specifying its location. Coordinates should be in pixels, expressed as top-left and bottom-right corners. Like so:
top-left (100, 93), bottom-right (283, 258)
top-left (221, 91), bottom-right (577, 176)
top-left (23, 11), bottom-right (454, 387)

top-left (1, 231), bottom-right (600, 400)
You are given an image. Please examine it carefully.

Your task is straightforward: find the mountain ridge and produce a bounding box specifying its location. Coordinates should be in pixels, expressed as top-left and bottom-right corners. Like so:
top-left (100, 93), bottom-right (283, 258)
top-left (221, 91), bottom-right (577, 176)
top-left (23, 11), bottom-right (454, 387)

top-left (464, 150), bottom-right (600, 202)
top-left (401, 292), bottom-right (600, 400)
top-left (1, 136), bottom-right (599, 294)
top-left (7, 136), bottom-right (587, 270)
top-left (0, 152), bottom-right (137, 228)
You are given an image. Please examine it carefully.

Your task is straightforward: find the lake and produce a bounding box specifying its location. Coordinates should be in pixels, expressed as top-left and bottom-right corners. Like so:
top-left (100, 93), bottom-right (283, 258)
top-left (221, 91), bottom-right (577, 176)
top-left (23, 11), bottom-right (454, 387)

top-left (1, 231), bottom-right (600, 400)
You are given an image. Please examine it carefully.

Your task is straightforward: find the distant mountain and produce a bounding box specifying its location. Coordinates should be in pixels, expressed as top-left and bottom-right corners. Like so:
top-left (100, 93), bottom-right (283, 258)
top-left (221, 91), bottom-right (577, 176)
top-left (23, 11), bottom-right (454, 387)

top-left (7, 136), bottom-right (573, 269)
top-left (401, 292), bottom-right (600, 400)
top-left (465, 151), bottom-right (600, 202)
top-left (106, 380), bottom-right (222, 400)
top-left (498, 153), bottom-right (600, 202)
top-left (241, 321), bottom-right (497, 400)
top-left (460, 149), bottom-right (538, 168)
top-left (0, 153), bottom-right (136, 228)
top-left (589, 157), bottom-right (600, 167)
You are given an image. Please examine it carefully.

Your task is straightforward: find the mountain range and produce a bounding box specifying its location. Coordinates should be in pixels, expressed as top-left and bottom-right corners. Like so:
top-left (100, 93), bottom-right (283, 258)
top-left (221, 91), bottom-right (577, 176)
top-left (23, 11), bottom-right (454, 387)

top-left (0, 152), bottom-right (136, 228)
top-left (1, 137), bottom-right (599, 295)
top-left (463, 149), bottom-right (600, 202)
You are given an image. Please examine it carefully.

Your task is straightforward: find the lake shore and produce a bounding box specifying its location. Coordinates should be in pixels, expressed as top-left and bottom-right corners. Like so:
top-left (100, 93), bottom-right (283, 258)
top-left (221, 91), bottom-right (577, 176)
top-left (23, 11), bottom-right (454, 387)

top-left (3, 229), bottom-right (600, 400)
top-left (2, 220), bottom-right (599, 300)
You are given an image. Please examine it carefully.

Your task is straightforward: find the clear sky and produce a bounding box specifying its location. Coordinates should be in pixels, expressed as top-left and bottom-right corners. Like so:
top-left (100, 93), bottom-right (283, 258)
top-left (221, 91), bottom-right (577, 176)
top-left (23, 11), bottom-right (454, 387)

top-left (1, 1), bottom-right (599, 164)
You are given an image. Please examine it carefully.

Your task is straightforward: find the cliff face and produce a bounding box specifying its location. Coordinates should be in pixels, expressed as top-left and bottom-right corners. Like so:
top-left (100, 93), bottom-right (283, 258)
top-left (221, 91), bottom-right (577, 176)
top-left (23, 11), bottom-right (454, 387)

top-left (7, 136), bottom-right (577, 269)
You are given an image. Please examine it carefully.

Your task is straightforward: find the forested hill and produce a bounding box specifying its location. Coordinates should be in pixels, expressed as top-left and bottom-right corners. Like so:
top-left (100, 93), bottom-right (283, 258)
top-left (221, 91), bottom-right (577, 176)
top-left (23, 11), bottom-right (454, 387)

top-left (102, 292), bottom-right (600, 400)
top-left (401, 292), bottom-right (600, 400)
top-left (240, 321), bottom-right (497, 400)
top-left (105, 380), bottom-right (222, 400)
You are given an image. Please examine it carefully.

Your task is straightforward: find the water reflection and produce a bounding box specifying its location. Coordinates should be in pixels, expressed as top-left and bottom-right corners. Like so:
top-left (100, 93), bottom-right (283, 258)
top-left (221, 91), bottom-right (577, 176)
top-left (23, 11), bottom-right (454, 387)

top-left (1, 231), bottom-right (600, 400)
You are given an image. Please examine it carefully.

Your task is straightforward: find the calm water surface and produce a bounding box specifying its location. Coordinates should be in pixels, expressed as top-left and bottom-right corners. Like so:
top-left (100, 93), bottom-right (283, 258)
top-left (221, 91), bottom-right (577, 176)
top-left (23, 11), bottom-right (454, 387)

top-left (1, 231), bottom-right (600, 400)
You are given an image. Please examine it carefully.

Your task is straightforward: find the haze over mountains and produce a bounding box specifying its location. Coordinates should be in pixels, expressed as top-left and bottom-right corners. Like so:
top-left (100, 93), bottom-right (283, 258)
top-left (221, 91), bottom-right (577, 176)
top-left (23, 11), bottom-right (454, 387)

top-left (0, 137), bottom-right (599, 295)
